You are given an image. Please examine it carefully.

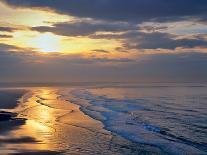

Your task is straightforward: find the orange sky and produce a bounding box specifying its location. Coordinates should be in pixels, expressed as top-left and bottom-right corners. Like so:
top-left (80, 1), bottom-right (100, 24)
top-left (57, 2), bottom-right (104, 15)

top-left (0, 1), bottom-right (207, 82)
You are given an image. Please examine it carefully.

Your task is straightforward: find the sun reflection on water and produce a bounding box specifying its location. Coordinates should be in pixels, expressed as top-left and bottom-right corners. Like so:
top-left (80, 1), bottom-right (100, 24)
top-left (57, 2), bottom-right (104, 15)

top-left (8, 88), bottom-right (60, 151)
top-left (2, 88), bottom-right (108, 154)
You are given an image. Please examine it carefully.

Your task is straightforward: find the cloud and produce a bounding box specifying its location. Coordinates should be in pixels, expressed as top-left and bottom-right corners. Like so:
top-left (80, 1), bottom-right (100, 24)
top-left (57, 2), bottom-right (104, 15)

top-left (0, 43), bottom-right (20, 51)
top-left (0, 26), bottom-right (17, 32)
top-left (123, 32), bottom-right (207, 50)
top-left (0, 42), bottom-right (207, 83)
top-left (93, 49), bottom-right (110, 53)
top-left (0, 34), bottom-right (13, 38)
top-left (0, 43), bottom-right (136, 82)
top-left (2, 0), bottom-right (207, 23)
top-left (3, 1), bottom-right (207, 52)
top-left (91, 31), bottom-right (207, 50)
top-left (132, 52), bottom-right (207, 82)
top-left (139, 25), bottom-right (168, 32)
top-left (1, 1), bottom-right (207, 83)
top-left (29, 21), bottom-right (207, 50)
top-left (31, 21), bottom-right (136, 36)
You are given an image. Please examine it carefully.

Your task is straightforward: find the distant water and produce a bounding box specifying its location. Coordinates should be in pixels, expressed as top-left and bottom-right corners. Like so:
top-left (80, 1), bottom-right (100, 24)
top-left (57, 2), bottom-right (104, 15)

top-left (61, 85), bottom-right (207, 155)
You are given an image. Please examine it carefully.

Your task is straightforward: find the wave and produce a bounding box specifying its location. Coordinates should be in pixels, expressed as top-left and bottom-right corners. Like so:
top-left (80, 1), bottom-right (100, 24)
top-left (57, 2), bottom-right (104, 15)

top-left (61, 88), bottom-right (207, 155)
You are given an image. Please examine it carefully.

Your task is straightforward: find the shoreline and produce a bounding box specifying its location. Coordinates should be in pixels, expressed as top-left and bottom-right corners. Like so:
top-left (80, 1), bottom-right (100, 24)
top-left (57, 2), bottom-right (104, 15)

top-left (0, 87), bottom-right (206, 154)
top-left (0, 88), bottom-right (165, 155)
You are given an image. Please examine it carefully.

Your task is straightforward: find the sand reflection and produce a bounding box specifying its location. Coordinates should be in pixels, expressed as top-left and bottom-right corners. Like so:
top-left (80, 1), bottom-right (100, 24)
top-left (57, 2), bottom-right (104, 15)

top-left (2, 88), bottom-right (108, 154)
top-left (8, 88), bottom-right (61, 152)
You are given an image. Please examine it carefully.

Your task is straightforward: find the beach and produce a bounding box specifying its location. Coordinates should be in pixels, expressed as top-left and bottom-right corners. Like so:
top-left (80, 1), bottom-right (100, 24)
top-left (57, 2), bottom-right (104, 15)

top-left (0, 86), bottom-right (206, 155)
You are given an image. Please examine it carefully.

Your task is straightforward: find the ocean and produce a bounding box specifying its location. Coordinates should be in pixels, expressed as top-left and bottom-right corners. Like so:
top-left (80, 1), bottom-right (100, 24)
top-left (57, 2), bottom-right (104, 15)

top-left (0, 84), bottom-right (206, 154)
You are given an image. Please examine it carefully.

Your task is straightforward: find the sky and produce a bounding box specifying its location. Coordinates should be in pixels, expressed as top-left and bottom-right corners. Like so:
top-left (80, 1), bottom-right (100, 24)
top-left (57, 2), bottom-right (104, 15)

top-left (0, 0), bottom-right (207, 83)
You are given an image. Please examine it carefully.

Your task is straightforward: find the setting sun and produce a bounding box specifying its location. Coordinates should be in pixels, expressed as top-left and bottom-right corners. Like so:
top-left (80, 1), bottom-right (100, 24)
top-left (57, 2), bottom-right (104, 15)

top-left (29, 33), bottom-right (61, 52)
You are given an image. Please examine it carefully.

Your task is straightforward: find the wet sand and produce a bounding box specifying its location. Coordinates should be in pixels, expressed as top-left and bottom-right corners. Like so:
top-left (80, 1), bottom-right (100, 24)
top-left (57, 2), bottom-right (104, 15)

top-left (0, 88), bottom-right (166, 155)
top-left (0, 89), bottom-right (27, 109)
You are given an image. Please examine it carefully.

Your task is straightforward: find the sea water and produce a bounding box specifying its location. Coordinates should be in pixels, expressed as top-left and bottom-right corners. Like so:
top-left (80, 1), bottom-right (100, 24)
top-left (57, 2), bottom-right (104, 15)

top-left (60, 85), bottom-right (207, 155)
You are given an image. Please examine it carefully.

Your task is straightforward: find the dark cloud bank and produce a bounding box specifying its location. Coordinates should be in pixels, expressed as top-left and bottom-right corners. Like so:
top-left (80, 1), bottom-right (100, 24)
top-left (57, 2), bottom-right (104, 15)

top-left (2, 0), bottom-right (207, 51)
top-left (0, 43), bottom-right (207, 83)
top-left (3, 0), bottom-right (207, 22)
top-left (31, 23), bottom-right (207, 50)
top-left (1, 1), bottom-right (207, 83)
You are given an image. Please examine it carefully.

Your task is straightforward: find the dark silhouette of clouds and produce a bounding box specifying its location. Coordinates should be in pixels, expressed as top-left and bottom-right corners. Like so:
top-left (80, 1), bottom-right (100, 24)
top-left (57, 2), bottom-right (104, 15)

top-left (2, 1), bottom-right (207, 51)
top-left (123, 32), bottom-right (207, 50)
top-left (0, 43), bottom-right (207, 83)
top-left (0, 34), bottom-right (13, 38)
top-left (31, 21), bottom-right (136, 37)
top-left (91, 31), bottom-right (207, 50)
top-left (0, 43), bottom-right (17, 51)
top-left (0, 26), bottom-right (17, 32)
top-left (2, 0), bottom-right (207, 22)
top-left (0, 1), bottom-right (207, 83)
top-left (29, 21), bottom-right (207, 50)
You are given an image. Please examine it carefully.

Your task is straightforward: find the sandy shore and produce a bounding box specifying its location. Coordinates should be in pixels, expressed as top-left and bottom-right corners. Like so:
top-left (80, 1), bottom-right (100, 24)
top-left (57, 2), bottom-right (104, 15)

top-left (0, 88), bottom-right (166, 155)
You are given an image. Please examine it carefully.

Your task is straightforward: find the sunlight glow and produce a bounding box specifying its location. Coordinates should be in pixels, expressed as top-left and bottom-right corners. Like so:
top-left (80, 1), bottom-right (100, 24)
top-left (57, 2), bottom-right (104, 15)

top-left (29, 33), bottom-right (61, 52)
top-left (0, 2), bottom-right (70, 27)
top-left (0, 1), bottom-right (126, 56)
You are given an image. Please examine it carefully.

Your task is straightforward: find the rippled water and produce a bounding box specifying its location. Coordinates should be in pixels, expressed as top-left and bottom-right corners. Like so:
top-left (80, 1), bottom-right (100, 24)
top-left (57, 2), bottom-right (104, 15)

top-left (63, 86), bottom-right (207, 155)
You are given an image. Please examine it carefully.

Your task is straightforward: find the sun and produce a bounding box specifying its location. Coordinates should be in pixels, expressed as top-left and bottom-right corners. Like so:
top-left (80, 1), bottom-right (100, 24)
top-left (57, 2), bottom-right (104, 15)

top-left (31, 33), bottom-right (61, 53)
